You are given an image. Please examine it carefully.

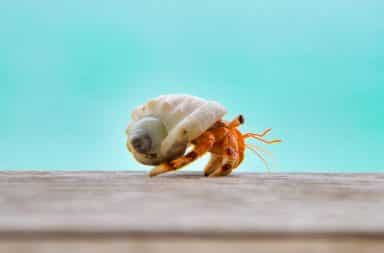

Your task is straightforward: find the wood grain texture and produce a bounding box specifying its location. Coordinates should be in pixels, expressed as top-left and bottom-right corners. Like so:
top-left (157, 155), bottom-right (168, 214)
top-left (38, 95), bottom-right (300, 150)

top-left (0, 171), bottom-right (383, 252)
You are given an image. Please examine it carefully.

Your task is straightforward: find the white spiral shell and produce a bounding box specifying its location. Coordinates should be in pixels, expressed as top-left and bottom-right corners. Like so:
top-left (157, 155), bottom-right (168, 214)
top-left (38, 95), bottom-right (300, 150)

top-left (127, 94), bottom-right (227, 164)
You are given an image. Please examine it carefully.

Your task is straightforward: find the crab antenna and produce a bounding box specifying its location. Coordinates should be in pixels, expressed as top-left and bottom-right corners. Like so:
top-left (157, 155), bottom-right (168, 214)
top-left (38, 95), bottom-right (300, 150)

top-left (243, 128), bottom-right (282, 144)
top-left (254, 128), bottom-right (272, 137)
top-left (248, 135), bottom-right (282, 144)
top-left (243, 128), bottom-right (271, 138)
top-left (247, 143), bottom-right (273, 158)
top-left (246, 144), bottom-right (271, 172)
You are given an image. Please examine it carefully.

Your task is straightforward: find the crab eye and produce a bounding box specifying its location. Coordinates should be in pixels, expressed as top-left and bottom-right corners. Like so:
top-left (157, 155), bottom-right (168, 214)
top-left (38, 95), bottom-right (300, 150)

top-left (127, 116), bottom-right (167, 157)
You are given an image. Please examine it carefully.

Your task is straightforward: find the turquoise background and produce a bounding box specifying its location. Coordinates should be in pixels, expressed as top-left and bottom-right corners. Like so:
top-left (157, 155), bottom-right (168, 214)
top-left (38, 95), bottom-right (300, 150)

top-left (1, 1), bottom-right (383, 172)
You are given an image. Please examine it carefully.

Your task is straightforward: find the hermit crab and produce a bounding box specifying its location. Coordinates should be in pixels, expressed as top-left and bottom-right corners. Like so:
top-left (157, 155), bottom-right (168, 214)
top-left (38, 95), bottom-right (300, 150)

top-left (126, 94), bottom-right (282, 177)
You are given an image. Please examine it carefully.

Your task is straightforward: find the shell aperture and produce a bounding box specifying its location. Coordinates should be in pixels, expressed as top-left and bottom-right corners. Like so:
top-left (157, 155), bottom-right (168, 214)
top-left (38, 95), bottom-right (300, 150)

top-left (126, 116), bottom-right (168, 165)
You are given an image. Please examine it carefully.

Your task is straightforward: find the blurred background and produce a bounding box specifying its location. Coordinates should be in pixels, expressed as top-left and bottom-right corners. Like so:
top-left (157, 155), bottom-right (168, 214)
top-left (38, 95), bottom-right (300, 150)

top-left (0, 1), bottom-right (383, 172)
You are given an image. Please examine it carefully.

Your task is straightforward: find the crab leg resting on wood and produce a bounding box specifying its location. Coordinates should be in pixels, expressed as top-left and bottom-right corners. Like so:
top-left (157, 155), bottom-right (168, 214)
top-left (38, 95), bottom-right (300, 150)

top-left (150, 115), bottom-right (281, 177)
top-left (126, 94), bottom-right (282, 177)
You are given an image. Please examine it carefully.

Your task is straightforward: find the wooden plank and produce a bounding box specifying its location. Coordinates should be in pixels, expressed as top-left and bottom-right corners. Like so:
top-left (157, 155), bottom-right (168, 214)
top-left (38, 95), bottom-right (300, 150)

top-left (1, 237), bottom-right (384, 253)
top-left (0, 171), bottom-right (383, 252)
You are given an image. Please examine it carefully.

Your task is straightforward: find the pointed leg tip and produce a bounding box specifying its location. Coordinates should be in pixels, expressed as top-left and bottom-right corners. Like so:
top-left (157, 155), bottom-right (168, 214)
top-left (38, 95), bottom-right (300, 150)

top-left (149, 163), bottom-right (173, 177)
top-left (148, 170), bottom-right (157, 177)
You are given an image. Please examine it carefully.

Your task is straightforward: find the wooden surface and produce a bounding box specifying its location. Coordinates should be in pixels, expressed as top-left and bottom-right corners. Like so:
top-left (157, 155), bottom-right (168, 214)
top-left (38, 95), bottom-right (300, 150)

top-left (0, 171), bottom-right (383, 252)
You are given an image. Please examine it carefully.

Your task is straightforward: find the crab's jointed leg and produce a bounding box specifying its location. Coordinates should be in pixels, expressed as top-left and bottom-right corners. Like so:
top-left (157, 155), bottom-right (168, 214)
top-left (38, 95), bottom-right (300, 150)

top-left (207, 131), bottom-right (240, 177)
top-left (204, 154), bottom-right (224, 176)
top-left (149, 131), bottom-right (215, 177)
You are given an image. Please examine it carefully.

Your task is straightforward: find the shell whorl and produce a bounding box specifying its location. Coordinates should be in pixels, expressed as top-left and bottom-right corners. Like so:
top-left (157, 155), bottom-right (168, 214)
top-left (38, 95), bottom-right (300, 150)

top-left (127, 94), bottom-right (227, 165)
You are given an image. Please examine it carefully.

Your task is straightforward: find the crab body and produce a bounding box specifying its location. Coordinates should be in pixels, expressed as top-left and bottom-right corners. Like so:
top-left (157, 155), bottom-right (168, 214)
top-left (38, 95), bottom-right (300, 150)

top-left (126, 94), bottom-right (281, 177)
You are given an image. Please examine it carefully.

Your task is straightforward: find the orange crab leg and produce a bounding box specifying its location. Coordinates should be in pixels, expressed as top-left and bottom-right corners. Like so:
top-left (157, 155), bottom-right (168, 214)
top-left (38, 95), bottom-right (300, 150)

top-left (208, 162), bottom-right (232, 177)
top-left (149, 131), bottom-right (216, 177)
top-left (204, 154), bottom-right (224, 176)
top-left (208, 131), bottom-right (240, 177)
